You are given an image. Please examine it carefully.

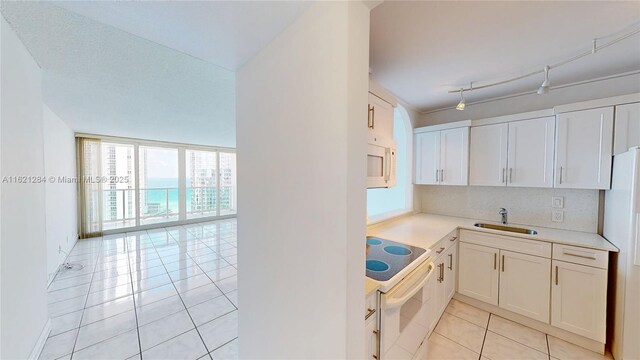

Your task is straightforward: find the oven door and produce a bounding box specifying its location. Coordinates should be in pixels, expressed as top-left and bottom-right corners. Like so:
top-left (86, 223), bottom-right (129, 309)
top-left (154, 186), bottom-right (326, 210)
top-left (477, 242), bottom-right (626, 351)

top-left (367, 143), bottom-right (396, 189)
top-left (380, 259), bottom-right (434, 359)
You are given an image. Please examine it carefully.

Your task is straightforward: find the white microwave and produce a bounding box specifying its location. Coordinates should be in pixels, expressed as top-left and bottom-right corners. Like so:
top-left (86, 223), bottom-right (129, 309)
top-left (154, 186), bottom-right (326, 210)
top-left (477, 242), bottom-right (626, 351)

top-left (367, 142), bottom-right (396, 188)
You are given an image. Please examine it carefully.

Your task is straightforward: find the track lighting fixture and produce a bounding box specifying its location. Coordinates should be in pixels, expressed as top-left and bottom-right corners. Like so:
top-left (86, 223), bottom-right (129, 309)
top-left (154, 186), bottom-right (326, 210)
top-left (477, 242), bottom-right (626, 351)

top-left (447, 21), bottom-right (640, 102)
top-left (537, 65), bottom-right (550, 95)
top-left (456, 88), bottom-right (465, 111)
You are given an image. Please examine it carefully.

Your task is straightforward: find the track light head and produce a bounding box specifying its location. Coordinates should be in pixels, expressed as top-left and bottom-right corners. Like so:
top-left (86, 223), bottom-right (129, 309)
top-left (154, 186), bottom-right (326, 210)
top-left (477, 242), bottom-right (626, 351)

top-left (456, 88), bottom-right (466, 111)
top-left (537, 65), bottom-right (550, 95)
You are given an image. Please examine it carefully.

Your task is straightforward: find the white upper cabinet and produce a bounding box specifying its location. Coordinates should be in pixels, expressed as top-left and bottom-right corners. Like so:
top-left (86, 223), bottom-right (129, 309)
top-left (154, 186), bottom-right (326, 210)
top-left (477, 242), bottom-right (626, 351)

top-left (414, 131), bottom-right (440, 185)
top-left (368, 93), bottom-right (394, 146)
top-left (469, 123), bottom-right (508, 186)
top-left (555, 107), bottom-right (614, 189)
top-left (414, 127), bottom-right (469, 186)
top-left (614, 102), bottom-right (640, 156)
top-left (507, 116), bottom-right (555, 188)
top-left (440, 128), bottom-right (469, 185)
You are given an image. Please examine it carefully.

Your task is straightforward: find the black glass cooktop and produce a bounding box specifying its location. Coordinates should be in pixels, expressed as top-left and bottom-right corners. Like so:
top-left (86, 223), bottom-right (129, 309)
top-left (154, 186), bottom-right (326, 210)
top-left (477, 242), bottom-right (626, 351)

top-left (366, 237), bottom-right (427, 282)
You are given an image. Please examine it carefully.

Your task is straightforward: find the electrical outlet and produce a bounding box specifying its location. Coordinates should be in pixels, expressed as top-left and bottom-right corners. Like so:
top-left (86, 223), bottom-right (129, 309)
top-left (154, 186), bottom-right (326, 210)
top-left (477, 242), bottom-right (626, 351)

top-left (552, 210), bottom-right (564, 223)
top-left (552, 196), bottom-right (564, 209)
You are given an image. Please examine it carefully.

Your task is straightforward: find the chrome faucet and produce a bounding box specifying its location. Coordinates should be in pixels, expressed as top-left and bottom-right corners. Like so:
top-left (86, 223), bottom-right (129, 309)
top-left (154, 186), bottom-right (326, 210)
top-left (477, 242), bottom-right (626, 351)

top-left (499, 208), bottom-right (508, 225)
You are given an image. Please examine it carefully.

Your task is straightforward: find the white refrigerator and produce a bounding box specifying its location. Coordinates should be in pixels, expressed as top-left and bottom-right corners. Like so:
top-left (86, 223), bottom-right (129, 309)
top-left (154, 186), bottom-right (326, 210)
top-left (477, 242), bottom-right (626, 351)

top-left (604, 147), bottom-right (640, 360)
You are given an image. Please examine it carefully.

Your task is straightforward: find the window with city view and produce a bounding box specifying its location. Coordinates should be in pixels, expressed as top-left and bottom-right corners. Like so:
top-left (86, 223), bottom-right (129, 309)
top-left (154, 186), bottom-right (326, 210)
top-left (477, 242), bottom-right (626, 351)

top-left (82, 137), bottom-right (236, 232)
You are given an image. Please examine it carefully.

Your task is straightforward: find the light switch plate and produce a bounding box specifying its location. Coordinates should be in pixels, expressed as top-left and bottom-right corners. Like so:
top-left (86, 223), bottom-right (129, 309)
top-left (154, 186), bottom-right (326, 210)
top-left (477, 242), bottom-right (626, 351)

top-left (552, 210), bottom-right (564, 223)
top-left (552, 196), bottom-right (564, 209)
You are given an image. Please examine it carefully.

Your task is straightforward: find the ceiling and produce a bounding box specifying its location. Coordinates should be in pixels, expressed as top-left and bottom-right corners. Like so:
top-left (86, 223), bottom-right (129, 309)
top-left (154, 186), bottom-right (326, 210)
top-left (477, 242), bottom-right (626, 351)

top-left (0, 1), bottom-right (311, 147)
top-left (51, 1), bottom-right (311, 71)
top-left (370, 1), bottom-right (640, 112)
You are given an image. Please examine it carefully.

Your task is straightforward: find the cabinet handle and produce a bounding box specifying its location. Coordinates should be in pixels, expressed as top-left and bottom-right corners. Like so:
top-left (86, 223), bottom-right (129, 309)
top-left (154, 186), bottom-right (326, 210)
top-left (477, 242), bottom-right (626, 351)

top-left (509, 168), bottom-right (513, 183)
top-left (494, 253), bottom-right (497, 270)
top-left (435, 169), bottom-right (439, 182)
top-left (502, 168), bottom-right (506, 183)
top-left (562, 251), bottom-right (597, 260)
top-left (448, 253), bottom-right (453, 270)
top-left (450, 236), bottom-right (457, 242)
top-left (440, 169), bottom-right (444, 182)
top-left (373, 329), bottom-right (380, 360)
top-left (365, 308), bottom-right (376, 320)
top-left (442, 262), bottom-right (445, 281)
top-left (555, 266), bottom-right (559, 285)
top-left (501, 255), bottom-right (505, 272)
top-left (367, 105), bottom-right (374, 129)
top-left (436, 247), bottom-right (445, 254)
top-left (371, 106), bottom-right (375, 129)
top-left (559, 166), bottom-right (564, 184)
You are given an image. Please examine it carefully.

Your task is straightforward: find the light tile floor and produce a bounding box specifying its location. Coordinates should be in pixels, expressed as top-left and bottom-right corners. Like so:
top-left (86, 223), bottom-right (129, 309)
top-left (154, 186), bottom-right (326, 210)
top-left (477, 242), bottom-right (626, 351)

top-left (427, 299), bottom-right (613, 360)
top-left (41, 219), bottom-right (238, 360)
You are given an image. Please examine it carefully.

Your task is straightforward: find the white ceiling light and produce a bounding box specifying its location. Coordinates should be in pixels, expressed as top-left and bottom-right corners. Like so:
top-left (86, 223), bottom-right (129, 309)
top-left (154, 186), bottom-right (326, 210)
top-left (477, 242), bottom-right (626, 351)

top-left (456, 88), bottom-right (466, 111)
top-left (537, 65), bottom-right (551, 95)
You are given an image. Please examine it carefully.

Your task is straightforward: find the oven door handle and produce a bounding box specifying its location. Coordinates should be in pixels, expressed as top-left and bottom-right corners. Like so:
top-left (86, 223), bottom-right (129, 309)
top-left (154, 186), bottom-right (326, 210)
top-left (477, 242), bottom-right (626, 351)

top-left (382, 261), bottom-right (434, 310)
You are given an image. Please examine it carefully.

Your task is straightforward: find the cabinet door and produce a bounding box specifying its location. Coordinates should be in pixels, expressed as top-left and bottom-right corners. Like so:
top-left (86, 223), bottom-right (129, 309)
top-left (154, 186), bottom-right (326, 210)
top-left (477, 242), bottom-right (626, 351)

top-left (551, 260), bottom-right (608, 342)
top-left (440, 128), bottom-right (469, 186)
top-left (365, 317), bottom-right (378, 360)
top-left (368, 93), bottom-right (394, 145)
top-left (555, 107), bottom-right (614, 189)
top-left (614, 102), bottom-right (640, 156)
top-left (444, 244), bottom-right (457, 301)
top-left (414, 131), bottom-right (440, 185)
top-left (469, 123), bottom-right (509, 186)
top-left (458, 242), bottom-right (499, 306)
top-left (498, 250), bottom-right (551, 323)
top-left (507, 117), bottom-right (555, 188)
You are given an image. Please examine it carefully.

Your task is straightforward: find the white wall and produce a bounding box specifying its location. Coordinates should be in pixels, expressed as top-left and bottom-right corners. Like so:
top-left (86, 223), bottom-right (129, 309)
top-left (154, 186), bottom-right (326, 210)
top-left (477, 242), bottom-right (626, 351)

top-left (43, 104), bottom-right (78, 284)
top-left (1, 15), bottom-right (50, 359)
top-left (417, 72), bottom-right (640, 126)
top-left (236, 2), bottom-right (369, 358)
top-left (418, 186), bottom-right (599, 232)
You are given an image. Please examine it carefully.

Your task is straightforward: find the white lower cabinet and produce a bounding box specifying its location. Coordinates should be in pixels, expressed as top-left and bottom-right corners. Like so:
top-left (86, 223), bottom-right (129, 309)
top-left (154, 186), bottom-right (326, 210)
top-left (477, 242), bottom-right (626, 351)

top-left (365, 315), bottom-right (378, 359)
top-left (458, 242), bottom-right (499, 305)
top-left (458, 230), bottom-right (610, 346)
top-left (365, 292), bottom-right (378, 359)
top-left (498, 250), bottom-right (550, 323)
top-left (425, 239), bottom-right (458, 334)
top-left (551, 260), bottom-right (608, 342)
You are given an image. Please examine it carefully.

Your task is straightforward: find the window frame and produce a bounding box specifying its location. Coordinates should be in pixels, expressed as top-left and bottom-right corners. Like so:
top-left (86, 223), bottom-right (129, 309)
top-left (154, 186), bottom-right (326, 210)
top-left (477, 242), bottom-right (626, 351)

top-left (76, 133), bottom-right (236, 234)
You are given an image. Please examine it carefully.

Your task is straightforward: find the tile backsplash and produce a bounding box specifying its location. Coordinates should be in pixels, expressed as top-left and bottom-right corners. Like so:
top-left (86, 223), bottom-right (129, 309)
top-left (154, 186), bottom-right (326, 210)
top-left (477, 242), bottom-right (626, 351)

top-left (417, 185), bottom-right (599, 233)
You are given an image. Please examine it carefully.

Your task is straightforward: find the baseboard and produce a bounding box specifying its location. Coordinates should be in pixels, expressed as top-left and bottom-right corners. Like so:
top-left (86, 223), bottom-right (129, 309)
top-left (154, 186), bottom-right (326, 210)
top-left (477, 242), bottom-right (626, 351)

top-left (28, 318), bottom-right (51, 360)
top-left (454, 293), bottom-right (605, 354)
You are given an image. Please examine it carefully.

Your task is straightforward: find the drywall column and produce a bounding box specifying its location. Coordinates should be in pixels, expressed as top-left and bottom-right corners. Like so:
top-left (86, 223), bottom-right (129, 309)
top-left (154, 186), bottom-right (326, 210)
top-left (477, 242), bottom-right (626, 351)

top-left (1, 16), bottom-right (50, 359)
top-left (236, 2), bottom-right (369, 358)
top-left (43, 104), bottom-right (78, 284)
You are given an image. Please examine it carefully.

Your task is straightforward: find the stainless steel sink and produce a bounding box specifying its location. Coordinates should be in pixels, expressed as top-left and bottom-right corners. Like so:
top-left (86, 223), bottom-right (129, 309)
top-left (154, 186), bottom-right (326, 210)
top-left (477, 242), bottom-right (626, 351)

top-left (474, 223), bottom-right (538, 235)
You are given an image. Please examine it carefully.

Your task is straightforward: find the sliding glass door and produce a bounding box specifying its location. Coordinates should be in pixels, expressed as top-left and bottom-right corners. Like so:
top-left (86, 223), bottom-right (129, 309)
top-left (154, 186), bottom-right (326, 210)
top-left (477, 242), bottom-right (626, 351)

top-left (139, 146), bottom-right (180, 225)
top-left (77, 136), bottom-right (236, 236)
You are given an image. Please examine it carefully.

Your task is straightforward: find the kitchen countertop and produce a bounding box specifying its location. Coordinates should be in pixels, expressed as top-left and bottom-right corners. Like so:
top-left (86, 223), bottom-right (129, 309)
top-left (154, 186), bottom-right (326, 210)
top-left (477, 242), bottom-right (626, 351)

top-left (365, 277), bottom-right (380, 296)
top-left (367, 213), bottom-right (618, 253)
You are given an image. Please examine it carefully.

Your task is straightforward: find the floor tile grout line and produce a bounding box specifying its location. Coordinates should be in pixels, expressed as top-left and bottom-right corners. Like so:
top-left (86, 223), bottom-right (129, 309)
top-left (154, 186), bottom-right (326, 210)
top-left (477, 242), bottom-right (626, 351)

top-left (208, 337), bottom-right (238, 355)
top-left (485, 328), bottom-right (551, 357)
top-left (443, 309), bottom-right (489, 331)
top-left (125, 232), bottom-right (146, 360)
top-left (67, 234), bottom-right (105, 360)
top-left (145, 226), bottom-right (216, 356)
top-left (479, 313), bottom-right (490, 360)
